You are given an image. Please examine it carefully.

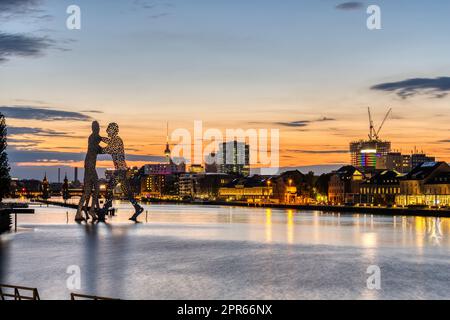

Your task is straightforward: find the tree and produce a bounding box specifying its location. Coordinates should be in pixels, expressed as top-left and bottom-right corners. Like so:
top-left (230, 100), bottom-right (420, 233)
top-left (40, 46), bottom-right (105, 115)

top-left (0, 113), bottom-right (11, 202)
top-left (315, 173), bottom-right (332, 200)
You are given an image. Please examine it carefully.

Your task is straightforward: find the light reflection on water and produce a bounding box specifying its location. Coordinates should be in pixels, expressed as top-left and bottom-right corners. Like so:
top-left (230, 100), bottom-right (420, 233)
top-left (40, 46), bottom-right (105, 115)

top-left (1, 201), bottom-right (450, 300)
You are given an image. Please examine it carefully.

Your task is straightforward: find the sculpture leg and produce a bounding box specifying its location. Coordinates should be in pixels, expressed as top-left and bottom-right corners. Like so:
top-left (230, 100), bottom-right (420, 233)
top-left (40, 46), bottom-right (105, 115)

top-left (98, 174), bottom-right (117, 222)
top-left (89, 181), bottom-right (99, 221)
top-left (82, 178), bottom-right (94, 220)
top-left (83, 188), bottom-right (93, 221)
top-left (118, 171), bottom-right (143, 222)
top-left (88, 173), bottom-right (99, 221)
top-left (75, 188), bottom-right (88, 221)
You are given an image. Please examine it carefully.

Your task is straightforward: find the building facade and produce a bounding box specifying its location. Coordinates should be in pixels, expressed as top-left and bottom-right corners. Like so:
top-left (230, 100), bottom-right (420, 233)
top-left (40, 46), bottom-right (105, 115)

top-left (396, 162), bottom-right (450, 206)
top-left (328, 166), bottom-right (364, 204)
top-left (423, 172), bottom-right (450, 207)
top-left (219, 176), bottom-right (273, 203)
top-left (218, 170), bottom-right (316, 204)
top-left (359, 170), bottom-right (401, 205)
top-left (179, 173), bottom-right (232, 199)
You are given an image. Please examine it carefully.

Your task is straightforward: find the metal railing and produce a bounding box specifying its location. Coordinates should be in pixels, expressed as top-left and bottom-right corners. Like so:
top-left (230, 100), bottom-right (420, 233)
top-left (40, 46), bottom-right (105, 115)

top-left (1, 284), bottom-right (118, 300)
top-left (0, 284), bottom-right (40, 300)
top-left (0, 207), bottom-right (35, 232)
top-left (70, 293), bottom-right (118, 300)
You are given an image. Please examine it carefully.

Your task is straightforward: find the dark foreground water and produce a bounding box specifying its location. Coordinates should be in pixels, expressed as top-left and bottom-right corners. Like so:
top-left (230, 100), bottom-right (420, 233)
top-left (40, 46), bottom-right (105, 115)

top-left (1, 201), bottom-right (450, 300)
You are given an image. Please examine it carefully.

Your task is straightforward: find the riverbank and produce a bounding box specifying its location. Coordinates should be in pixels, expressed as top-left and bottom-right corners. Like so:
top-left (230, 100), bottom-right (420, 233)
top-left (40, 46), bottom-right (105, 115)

top-left (36, 199), bottom-right (450, 218)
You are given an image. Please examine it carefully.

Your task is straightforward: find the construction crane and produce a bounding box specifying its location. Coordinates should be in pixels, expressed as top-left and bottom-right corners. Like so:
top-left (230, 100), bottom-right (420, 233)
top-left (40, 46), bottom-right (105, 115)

top-left (367, 107), bottom-right (392, 141)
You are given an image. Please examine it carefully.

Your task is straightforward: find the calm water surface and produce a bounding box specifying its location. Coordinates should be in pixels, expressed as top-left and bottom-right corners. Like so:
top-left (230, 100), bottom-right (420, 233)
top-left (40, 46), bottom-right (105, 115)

top-left (1, 201), bottom-right (449, 300)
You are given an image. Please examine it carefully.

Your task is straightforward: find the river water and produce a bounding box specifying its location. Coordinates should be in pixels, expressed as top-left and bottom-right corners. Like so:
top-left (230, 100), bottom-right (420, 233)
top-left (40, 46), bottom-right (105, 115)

top-left (1, 201), bottom-right (449, 300)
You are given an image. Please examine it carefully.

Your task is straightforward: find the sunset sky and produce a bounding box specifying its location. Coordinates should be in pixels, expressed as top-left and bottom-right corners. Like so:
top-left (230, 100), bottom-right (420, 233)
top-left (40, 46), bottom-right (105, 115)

top-left (1, 0), bottom-right (449, 180)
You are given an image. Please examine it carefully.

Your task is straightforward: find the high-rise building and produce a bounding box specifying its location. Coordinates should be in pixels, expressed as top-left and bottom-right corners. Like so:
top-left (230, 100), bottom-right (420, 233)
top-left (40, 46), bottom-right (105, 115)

top-left (350, 108), bottom-right (392, 173)
top-left (350, 140), bottom-right (391, 172)
top-left (385, 151), bottom-right (436, 173)
top-left (385, 152), bottom-right (411, 173)
top-left (216, 141), bottom-right (250, 177)
top-left (411, 153), bottom-right (436, 169)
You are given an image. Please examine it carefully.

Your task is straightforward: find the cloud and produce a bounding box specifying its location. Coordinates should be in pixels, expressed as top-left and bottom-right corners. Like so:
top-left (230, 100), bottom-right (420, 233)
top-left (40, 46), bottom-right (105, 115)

top-left (437, 139), bottom-right (450, 143)
top-left (134, 0), bottom-right (173, 10)
top-left (80, 110), bottom-right (104, 114)
top-left (133, 0), bottom-right (173, 19)
top-left (15, 98), bottom-right (50, 105)
top-left (7, 147), bottom-right (166, 164)
top-left (8, 126), bottom-right (73, 137)
top-left (7, 137), bottom-right (43, 148)
top-left (0, 32), bottom-right (52, 63)
top-left (336, 2), bottom-right (365, 10)
top-left (0, 106), bottom-right (92, 121)
top-left (148, 13), bottom-right (170, 19)
top-left (0, 0), bottom-right (44, 16)
top-left (274, 116), bottom-right (336, 128)
top-left (286, 149), bottom-right (349, 154)
top-left (371, 77), bottom-right (450, 99)
top-left (275, 120), bottom-right (310, 127)
top-left (316, 117), bottom-right (336, 122)
top-left (6, 127), bottom-right (81, 150)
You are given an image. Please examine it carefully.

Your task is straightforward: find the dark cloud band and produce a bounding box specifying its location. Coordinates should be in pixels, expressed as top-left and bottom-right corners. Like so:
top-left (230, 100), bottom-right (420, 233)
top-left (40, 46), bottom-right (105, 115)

top-left (275, 117), bottom-right (336, 128)
top-left (336, 2), bottom-right (365, 10)
top-left (0, 0), bottom-right (43, 16)
top-left (0, 106), bottom-right (92, 121)
top-left (7, 148), bottom-right (166, 163)
top-left (371, 77), bottom-right (450, 99)
top-left (286, 149), bottom-right (349, 154)
top-left (8, 126), bottom-right (72, 137)
top-left (0, 32), bottom-right (52, 62)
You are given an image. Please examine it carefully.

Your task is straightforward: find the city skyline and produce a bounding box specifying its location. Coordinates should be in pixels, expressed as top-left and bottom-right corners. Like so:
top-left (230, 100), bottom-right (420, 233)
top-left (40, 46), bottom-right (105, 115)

top-left (1, 0), bottom-right (450, 180)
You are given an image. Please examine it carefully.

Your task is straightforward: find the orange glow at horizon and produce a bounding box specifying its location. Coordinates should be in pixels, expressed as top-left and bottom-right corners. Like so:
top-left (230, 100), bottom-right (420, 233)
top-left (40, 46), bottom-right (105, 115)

top-left (5, 100), bottom-right (450, 171)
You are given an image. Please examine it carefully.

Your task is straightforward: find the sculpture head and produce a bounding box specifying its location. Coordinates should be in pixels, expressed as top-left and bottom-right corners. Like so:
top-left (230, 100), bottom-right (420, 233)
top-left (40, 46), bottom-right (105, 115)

top-left (107, 122), bottom-right (119, 138)
top-left (92, 121), bottom-right (100, 134)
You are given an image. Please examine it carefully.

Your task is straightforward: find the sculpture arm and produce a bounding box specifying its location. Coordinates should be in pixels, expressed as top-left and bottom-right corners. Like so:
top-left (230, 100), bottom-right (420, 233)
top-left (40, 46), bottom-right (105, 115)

top-left (102, 137), bottom-right (117, 155)
top-left (102, 144), bottom-right (114, 155)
